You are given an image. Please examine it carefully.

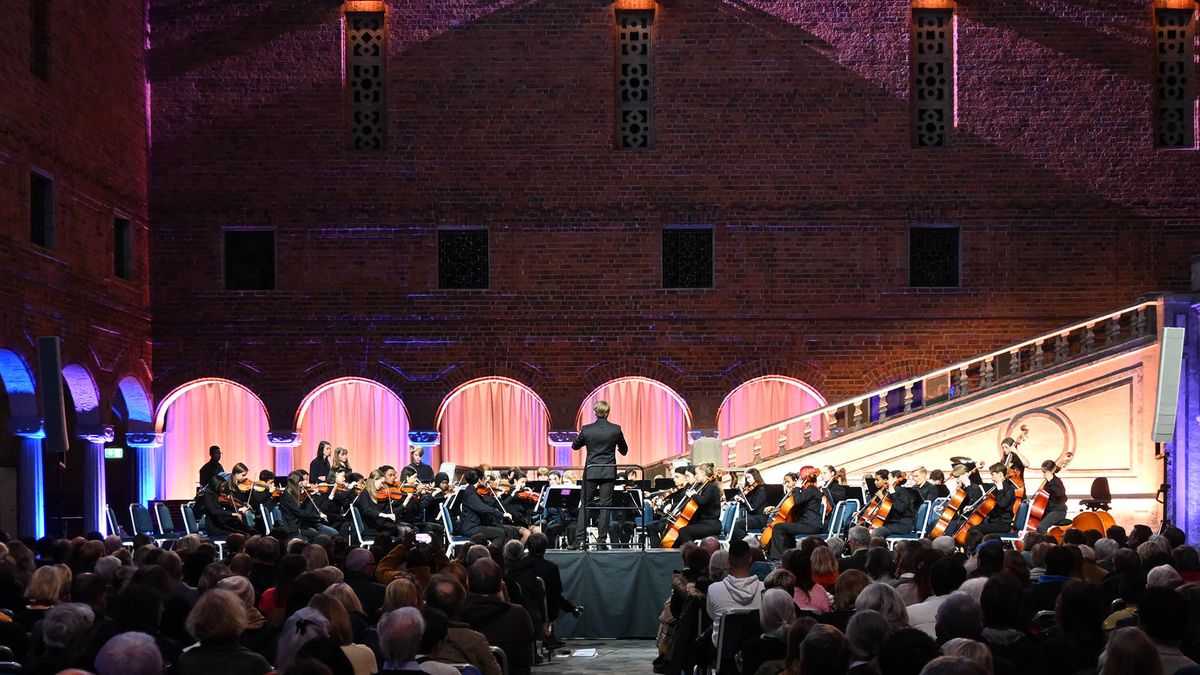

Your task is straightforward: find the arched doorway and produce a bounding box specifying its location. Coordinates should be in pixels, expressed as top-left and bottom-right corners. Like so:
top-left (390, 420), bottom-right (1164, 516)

top-left (0, 349), bottom-right (41, 537)
top-left (717, 375), bottom-right (827, 465)
top-left (436, 377), bottom-right (551, 468)
top-left (576, 377), bottom-right (692, 468)
top-left (295, 378), bottom-right (410, 478)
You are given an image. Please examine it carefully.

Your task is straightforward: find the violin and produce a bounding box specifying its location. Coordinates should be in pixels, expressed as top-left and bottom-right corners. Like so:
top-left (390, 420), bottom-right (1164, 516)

top-left (238, 479), bottom-right (282, 498)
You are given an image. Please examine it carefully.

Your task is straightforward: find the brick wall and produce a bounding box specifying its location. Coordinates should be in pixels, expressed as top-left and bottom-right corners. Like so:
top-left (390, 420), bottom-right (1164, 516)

top-left (147, 0), bottom-right (1200, 432)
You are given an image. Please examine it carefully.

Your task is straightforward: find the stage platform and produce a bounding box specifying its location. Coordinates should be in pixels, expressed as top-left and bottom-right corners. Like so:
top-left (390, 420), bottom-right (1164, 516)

top-left (546, 548), bottom-right (681, 639)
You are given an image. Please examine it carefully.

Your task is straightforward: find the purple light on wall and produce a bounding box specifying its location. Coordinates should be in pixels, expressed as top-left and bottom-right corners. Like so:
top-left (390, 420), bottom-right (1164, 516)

top-left (1168, 303), bottom-right (1199, 543)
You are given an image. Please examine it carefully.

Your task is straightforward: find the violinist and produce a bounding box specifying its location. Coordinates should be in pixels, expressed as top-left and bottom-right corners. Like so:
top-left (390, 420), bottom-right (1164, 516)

top-left (397, 466), bottom-right (447, 547)
top-left (457, 470), bottom-right (521, 546)
top-left (405, 447), bottom-right (434, 483)
top-left (821, 465), bottom-right (847, 503)
top-left (869, 470), bottom-right (917, 539)
top-left (909, 466), bottom-right (939, 503)
top-left (666, 463), bottom-right (722, 547)
top-left (279, 471), bottom-right (339, 540)
top-left (203, 462), bottom-right (257, 536)
top-left (500, 469), bottom-right (540, 529)
top-left (315, 466), bottom-right (355, 536)
top-left (968, 464), bottom-right (1017, 536)
top-left (309, 440), bottom-right (333, 483)
top-left (1036, 460), bottom-right (1068, 534)
top-left (730, 468), bottom-right (771, 544)
top-left (768, 465), bottom-right (824, 560)
top-left (354, 469), bottom-right (402, 539)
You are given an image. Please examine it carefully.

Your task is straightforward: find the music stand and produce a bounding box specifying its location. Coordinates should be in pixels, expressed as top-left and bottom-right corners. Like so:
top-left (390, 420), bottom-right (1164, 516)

top-left (653, 478), bottom-right (675, 491)
top-left (544, 487), bottom-right (582, 511)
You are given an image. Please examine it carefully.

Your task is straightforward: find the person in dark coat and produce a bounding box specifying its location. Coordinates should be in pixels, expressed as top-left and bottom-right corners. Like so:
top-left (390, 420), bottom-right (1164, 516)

top-left (769, 465), bottom-right (825, 560)
top-left (870, 470), bottom-right (917, 538)
top-left (198, 445), bottom-right (224, 491)
top-left (457, 471), bottom-right (521, 545)
top-left (308, 440), bottom-right (332, 483)
top-left (405, 447), bottom-right (435, 483)
top-left (571, 399), bottom-right (630, 546)
top-left (203, 463), bottom-right (257, 536)
top-left (1035, 460), bottom-right (1069, 533)
top-left (459, 559), bottom-right (535, 675)
top-left (910, 466), bottom-right (940, 503)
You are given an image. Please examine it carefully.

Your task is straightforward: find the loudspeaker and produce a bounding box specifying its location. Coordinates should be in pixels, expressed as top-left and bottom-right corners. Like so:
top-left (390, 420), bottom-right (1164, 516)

top-left (1152, 326), bottom-right (1186, 443)
top-left (37, 337), bottom-right (69, 455)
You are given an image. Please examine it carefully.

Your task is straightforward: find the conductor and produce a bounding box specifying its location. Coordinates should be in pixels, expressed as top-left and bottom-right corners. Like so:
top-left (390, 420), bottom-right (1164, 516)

top-left (571, 400), bottom-right (629, 548)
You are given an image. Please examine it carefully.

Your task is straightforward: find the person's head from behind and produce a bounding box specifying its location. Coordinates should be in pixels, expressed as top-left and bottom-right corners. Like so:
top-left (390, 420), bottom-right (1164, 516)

top-left (878, 627), bottom-right (940, 675)
top-left (467, 558), bottom-right (502, 595)
top-left (684, 545), bottom-right (711, 575)
top-left (277, 607), bottom-right (331, 670)
top-left (760, 588), bottom-right (796, 636)
top-left (308, 592), bottom-right (355, 646)
top-left (855, 582), bottom-right (909, 627)
top-left (526, 532), bottom-right (550, 558)
top-left (384, 578), bottom-right (421, 612)
top-left (424, 574), bottom-right (467, 619)
top-left (419, 608), bottom-right (450, 657)
top-left (379, 606), bottom-right (425, 665)
top-left (764, 568), bottom-right (796, 596)
top-left (95, 631), bottom-right (162, 675)
top-left (865, 546), bottom-right (893, 580)
top-left (919, 657), bottom-right (988, 675)
top-left (42, 603), bottom-right (94, 651)
top-left (846, 609), bottom-right (890, 662)
top-left (1103, 626), bottom-right (1162, 675)
top-left (980, 574), bottom-right (1027, 630)
top-left (727, 539), bottom-right (752, 573)
top-left (799, 624), bottom-right (850, 675)
top-left (929, 557), bottom-right (967, 597)
top-left (940, 638), bottom-right (992, 674)
top-left (186, 589), bottom-right (246, 642)
top-left (782, 616), bottom-right (818, 671)
top-left (1139, 586), bottom-right (1188, 645)
top-left (593, 400), bottom-right (610, 420)
top-left (1054, 580), bottom-right (1106, 637)
top-left (936, 592), bottom-right (983, 643)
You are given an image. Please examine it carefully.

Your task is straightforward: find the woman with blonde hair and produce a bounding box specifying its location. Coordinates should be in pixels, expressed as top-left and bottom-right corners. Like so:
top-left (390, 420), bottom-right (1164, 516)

top-left (308, 592), bottom-right (378, 675)
top-left (941, 638), bottom-right (993, 674)
top-left (326, 582), bottom-right (371, 642)
top-left (383, 577), bottom-right (422, 612)
top-left (1101, 626), bottom-right (1163, 675)
top-left (810, 546), bottom-right (840, 590)
top-left (178, 589), bottom-right (271, 674)
top-left (16, 565), bottom-right (67, 631)
top-left (855, 581), bottom-right (910, 627)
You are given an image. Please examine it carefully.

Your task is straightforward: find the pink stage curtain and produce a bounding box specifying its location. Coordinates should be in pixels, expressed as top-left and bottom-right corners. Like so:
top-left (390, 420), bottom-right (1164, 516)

top-left (162, 381), bottom-right (272, 500)
top-left (577, 378), bottom-right (690, 468)
top-left (718, 377), bottom-right (826, 466)
top-left (298, 380), bottom-right (410, 478)
top-left (438, 379), bottom-right (551, 468)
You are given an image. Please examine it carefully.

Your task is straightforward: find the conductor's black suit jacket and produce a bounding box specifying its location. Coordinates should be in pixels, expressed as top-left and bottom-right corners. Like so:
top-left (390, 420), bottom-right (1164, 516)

top-left (571, 419), bottom-right (630, 482)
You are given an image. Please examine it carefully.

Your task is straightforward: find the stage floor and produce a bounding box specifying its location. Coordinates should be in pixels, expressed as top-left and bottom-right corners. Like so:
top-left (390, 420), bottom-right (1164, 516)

top-left (546, 549), bottom-right (681, 639)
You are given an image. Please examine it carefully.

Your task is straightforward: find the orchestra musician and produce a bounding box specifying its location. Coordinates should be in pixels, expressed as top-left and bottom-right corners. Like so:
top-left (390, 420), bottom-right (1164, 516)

top-left (729, 468), bottom-right (771, 543)
top-left (764, 473), bottom-right (797, 517)
top-left (457, 470), bottom-right (522, 545)
top-left (666, 463), bottom-right (723, 547)
top-left (397, 466), bottom-right (447, 546)
top-left (355, 469), bottom-right (406, 539)
top-left (405, 447), bottom-right (434, 483)
top-left (909, 466), bottom-right (939, 503)
top-left (330, 446), bottom-right (352, 478)
top-left (645, 467), bottom-right (691, 545)
top-left (202, 462), bottom-right (257, 536)
top-left (279, 471), bottom-right (339, 540)
top-left (199, 445), bottom-right (224, 489)
top-left (1036, 459), bottom-right (1068, 534)
top-left (869, 470), bottom-right (917, 539)
top-left (820, 465), bottom-right (847, 503)
top-left (309, 440), bottom-right (332, 483)
top-left (768, 465), bottom-right (824, 560)
top-left (970, 463), bottom-right (1018, 537)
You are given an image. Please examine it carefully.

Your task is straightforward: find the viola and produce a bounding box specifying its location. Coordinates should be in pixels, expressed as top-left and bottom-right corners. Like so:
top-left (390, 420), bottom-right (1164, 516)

top-left (660, 478), bottom-right (710, 549)
top-left (513, 488), bottom-right (541, 503)
top-left (238, 479), bottom-right (282, 497)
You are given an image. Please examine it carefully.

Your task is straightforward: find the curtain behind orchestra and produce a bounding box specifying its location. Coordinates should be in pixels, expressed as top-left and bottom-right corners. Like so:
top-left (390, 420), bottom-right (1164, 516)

top-left (297, 379), bottom-right (410, 479)
top-left (577, 378), bottom-right (690, 469)
top-left (162, 381), bottom-right (272, 500)
top-left (438, 379), bottom-right (551, 468)
top-left (718, 377), bottom-right (826, 466)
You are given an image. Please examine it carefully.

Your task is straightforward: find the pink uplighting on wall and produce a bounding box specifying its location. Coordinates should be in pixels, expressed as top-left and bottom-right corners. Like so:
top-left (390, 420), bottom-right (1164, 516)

top-left (437, 377), bottom-right (551, 468)
top-left (156, 378), bottom-right (272, 500)
top-left (717, 375), bottom-right (827, 466)
top-left (295, 377), bottom-right (410, 477)
top-left (576, 377), bottom-right (692, 467)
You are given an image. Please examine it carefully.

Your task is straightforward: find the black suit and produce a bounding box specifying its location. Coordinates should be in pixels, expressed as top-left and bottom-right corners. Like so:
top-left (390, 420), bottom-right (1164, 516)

top-left (571, 418), bottom-right (629, 540)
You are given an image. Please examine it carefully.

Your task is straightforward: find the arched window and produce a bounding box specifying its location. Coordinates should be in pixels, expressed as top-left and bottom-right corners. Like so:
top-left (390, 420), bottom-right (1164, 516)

top-left (296, 378), bottom-right (409, 478)
top-left (156, 378), bottom-right (272, 500)
top-left (437, 377), bottom-right (551, 468)
top-left (576, 377), bottom-right (691, 467)
top-left (717, 375), bottom-right (826, 465)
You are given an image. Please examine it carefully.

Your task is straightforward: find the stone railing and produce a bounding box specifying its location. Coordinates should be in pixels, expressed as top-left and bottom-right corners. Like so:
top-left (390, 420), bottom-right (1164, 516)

top-left (720, 298), bottom-right (1162, 466)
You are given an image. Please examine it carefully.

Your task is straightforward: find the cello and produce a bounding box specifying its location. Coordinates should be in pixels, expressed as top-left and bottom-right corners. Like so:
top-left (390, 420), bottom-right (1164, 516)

top-left (853, 474), bottom-right (887, 526)
top-left (928, 460), bottom-right (981, 539)
top-left (867, 472), bottom-right (907, 529)
top-left (1024, 449), bottom-right (1076, 536)
top-left (758, 491), bottom-right (797, 551)
top-left (952, 482), bottom-right (1002, 546)
top-left (660, 476), bottom-right (710, 549)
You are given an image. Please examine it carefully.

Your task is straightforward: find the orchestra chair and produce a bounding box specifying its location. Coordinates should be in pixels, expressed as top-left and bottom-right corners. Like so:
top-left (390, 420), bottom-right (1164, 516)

top-left (717, 502), bottom-right (742, 548)
top-left (885, 500), bottom-right (935, 550)
top-left (488, 645), bottom-right (509, 675)
top-left (181, 502), bottom-right (224, 555)
top-left (438, 502), bottom-right (473, 557)
top-left (1031, 610), bottom-right (1057, 633)
top-left (105, 506), bottom-right (134, 549)
top-left (1080, 477), bottom-right (1112, 511)
top-left (0, 645), bottom-right (20, 674)
top-left (819, 500), bottom-right (850, 543)
top-left (349, 505), bottom-right (374, 548)
top-left (129, 504), bottom-right (164, 545)
top-left (832, 498), bottom-right (860, 539)
top-left (999, 499), bottom-right (1033, 547)
top-left (258, 502), bottom-right (285, 533)
top-left (152, 502), bottom-right (187, 542)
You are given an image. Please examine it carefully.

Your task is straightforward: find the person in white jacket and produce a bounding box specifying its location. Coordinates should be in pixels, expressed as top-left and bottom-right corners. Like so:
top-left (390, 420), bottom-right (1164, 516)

top-left (706, 539), bottom-right (764, 646)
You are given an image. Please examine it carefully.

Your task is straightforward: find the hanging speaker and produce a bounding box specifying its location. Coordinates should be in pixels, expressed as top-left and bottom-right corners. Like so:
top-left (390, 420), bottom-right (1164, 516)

top-left (1152, 327), bottom-right (1186, 443)
top-left (37, 337), bottom-right (69, 455)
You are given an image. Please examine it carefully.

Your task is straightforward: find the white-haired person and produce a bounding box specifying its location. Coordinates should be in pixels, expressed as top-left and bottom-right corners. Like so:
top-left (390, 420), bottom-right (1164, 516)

top-left (736, 587), bottom-right (795, 675)
top-left (95, 631), bottom-right (163, 675)
top-left (379, 606), bottom-right (427, 673)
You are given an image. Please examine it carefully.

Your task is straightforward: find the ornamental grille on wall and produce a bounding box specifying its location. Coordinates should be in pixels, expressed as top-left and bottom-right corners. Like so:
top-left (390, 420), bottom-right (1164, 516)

top-left (617, 10), bottom-right (654, 149)
top-left (1155, 10), bottom-right (1195, 149)
top-left (347, 13), bottom-right (385, 150)
top-left (912, 9), bottom-right (954, 148)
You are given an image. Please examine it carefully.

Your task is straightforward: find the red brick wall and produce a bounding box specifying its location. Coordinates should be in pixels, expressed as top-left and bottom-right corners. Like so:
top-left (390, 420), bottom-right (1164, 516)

top-left (146, 0), bottom-right (1200, 432)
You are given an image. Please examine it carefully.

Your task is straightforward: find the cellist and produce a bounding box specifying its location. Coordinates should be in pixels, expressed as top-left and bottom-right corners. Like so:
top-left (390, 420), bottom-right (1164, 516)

top-left (1035, 460), bottom-right (1068, 534)
top-left (646, 467), bottom-right (691, 545)
top-left (663, 463), bottom-right (722, 547)
top-left (768, 465), bottom-right (824, 560)
top-left (970, 463), bottom-right (1018, 537)
top-left (869, 470), bottom-right (917, 538)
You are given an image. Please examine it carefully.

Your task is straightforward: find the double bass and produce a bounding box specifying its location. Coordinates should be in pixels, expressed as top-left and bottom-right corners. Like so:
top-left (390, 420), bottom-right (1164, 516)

top-left (660, 476), bottom-right (710, 549)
